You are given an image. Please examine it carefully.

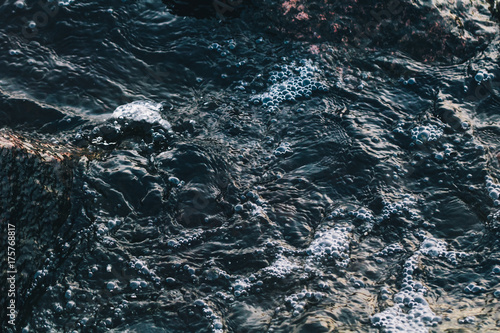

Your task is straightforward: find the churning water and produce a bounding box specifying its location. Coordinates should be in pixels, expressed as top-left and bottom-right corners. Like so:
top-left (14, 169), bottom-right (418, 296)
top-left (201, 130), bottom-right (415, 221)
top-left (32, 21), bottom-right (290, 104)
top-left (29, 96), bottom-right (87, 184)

top-left (1, 0), bottom-right (500, 332)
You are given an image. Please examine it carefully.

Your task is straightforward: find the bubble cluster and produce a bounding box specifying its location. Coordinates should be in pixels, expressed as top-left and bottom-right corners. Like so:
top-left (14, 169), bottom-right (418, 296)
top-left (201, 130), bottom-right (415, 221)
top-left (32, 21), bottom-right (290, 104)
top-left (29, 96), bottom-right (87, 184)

top-left (485, 175), bottom-right (500, 206)
top-left (400, 77), bottom-right (417, 86)
top-left (208, 39), bottom-right (236, 56)
top-left (284, 289), bottom-right (324, 317)
top-left (417, 236), bottom-right (467, 265)
top-left (371, 302), bottom-right (437, 333)
top-left (433, 142), bottom-right (457, 162)
top-left (238, 190), bottom-right (269, 219)
top-left (246, 201), bottom-right (269, 219)
top-left (262, 255), bottom-right (300, 279)
top-left (381, 195), bottom-right (419, 221)
top-left (349, 207), bottom-right (375, 221)
top-left (253, 60), bottom-right (327, 111)
top-left (306, 224), bottom-right (351, 268)
top-left (94, 217), bottom-right (122, 237)
top-left (371, 253), bottom-right (440, 333)
top-left (193, 299), bottom-right (224, 333)
top-left (458, 316), bottom-right (476, 324)
top-left (329, 206), bottom-right (375, 222)
top-left (165, 229), bottom-right (206, 250)
top-left (9, 49), bottom-right (22, 56)
top-left (464, 282), bottom-right (486, 294)
top-left (129, 258), bottom-right (161, 284)
top-left (371, 235), bottom-right (470, 331)
top-left (410, 124), bottom-right (444, 145)
top-left (112, 101), bottom-right (171, 130)
top-left (274, 142), bottom-right (292, 156)
top-left (375, 243), bottom-right (405, 257)
top-left (418, 237), bottom-right (447, 258)
top-left (203, 266), bottom-right (230, 282)
top-left (129, 279), bottom-right (148, 290)
top-left (231, 278), bottom-right (253, 297)
top-left (474, 69), bottom-right (494, 84)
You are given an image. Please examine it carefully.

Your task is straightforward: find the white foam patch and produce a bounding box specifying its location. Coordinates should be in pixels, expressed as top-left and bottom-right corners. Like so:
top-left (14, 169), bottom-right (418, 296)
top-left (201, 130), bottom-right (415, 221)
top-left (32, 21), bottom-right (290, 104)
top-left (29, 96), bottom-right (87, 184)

top-left (371, 236), bottom-right (468, 332)
top-left (418, 236), bottom-right (468, 265)
top-left (112, 101), bottom-right (171, 130)
top-left (262, 255), bottom-right (300, 279)
top-left (252, 59), bottom-right (327, 110)
top-left (371, 253), bottom-right (439, 333)
top-left (306, 225), bottom-right (351, 268)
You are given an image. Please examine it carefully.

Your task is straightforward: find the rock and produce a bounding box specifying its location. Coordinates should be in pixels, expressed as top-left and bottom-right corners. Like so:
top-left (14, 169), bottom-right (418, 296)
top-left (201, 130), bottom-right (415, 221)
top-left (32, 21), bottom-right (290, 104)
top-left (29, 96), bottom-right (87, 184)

top-left (0, 129), bottom-right (77, 315)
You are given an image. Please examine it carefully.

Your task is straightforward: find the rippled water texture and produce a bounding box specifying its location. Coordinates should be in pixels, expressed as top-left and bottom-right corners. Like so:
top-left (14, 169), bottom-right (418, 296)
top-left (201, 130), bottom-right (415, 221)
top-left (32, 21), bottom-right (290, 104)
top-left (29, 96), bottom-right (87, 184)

top-left (1, 0), bottom-right (500, 332)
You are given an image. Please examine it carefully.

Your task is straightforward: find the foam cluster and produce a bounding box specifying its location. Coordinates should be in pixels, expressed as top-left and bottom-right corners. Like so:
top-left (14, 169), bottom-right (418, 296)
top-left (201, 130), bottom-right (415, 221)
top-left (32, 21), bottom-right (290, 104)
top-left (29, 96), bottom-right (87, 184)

top-left (417, 236), bottom-right (467, 265)
top-left (349, 207), bottom-right (375, 221)
top-left (381, 195), bottom-right (419, 221)
top-left (371, 253), bottom-right (440, 333)
top-left (418, 238), bottom-right (447, 258)
top-left (375, 243), bottom-right (405, 257)
top-left (262, 255), bottom-right (300, 279)
top-left (371, 235), bottom-right (470, 331)
top-left (306, 225), bottom-right (351, 268)
top-left (112, 101), bottom-right (171, 130)
top-left (231, 277), bottom-right (255, 297)
top-left (485, 175), bottom-right (500, 206)
top-left (253, 60), bottom-right (327, 111)
top-left (284, 289), bottom-right (324, 317)
top-left (371, 302), bottom-right (434, 333)
top-left (329, 207), bottom-right (375, 222)
top-left (410, 124), bottom-right (444, 145)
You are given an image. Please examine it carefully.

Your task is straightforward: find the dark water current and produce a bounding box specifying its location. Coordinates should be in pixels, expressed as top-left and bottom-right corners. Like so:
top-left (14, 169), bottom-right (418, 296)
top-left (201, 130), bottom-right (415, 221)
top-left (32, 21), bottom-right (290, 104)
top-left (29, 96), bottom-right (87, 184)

top-left (1, 0), bottom-right (500, 332)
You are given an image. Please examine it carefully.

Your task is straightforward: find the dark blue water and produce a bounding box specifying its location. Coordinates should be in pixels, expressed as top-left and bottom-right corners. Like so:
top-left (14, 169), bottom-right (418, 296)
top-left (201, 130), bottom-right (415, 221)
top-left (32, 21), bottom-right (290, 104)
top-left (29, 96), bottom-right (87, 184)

top-left (1, 0), bottom-right (500, 332)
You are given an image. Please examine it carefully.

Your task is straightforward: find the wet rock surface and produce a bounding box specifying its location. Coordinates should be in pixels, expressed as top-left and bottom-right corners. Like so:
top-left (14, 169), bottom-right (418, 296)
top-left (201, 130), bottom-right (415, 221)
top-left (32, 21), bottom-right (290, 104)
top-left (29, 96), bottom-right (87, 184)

top-left (0, 130), bottom-right (76, 328)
